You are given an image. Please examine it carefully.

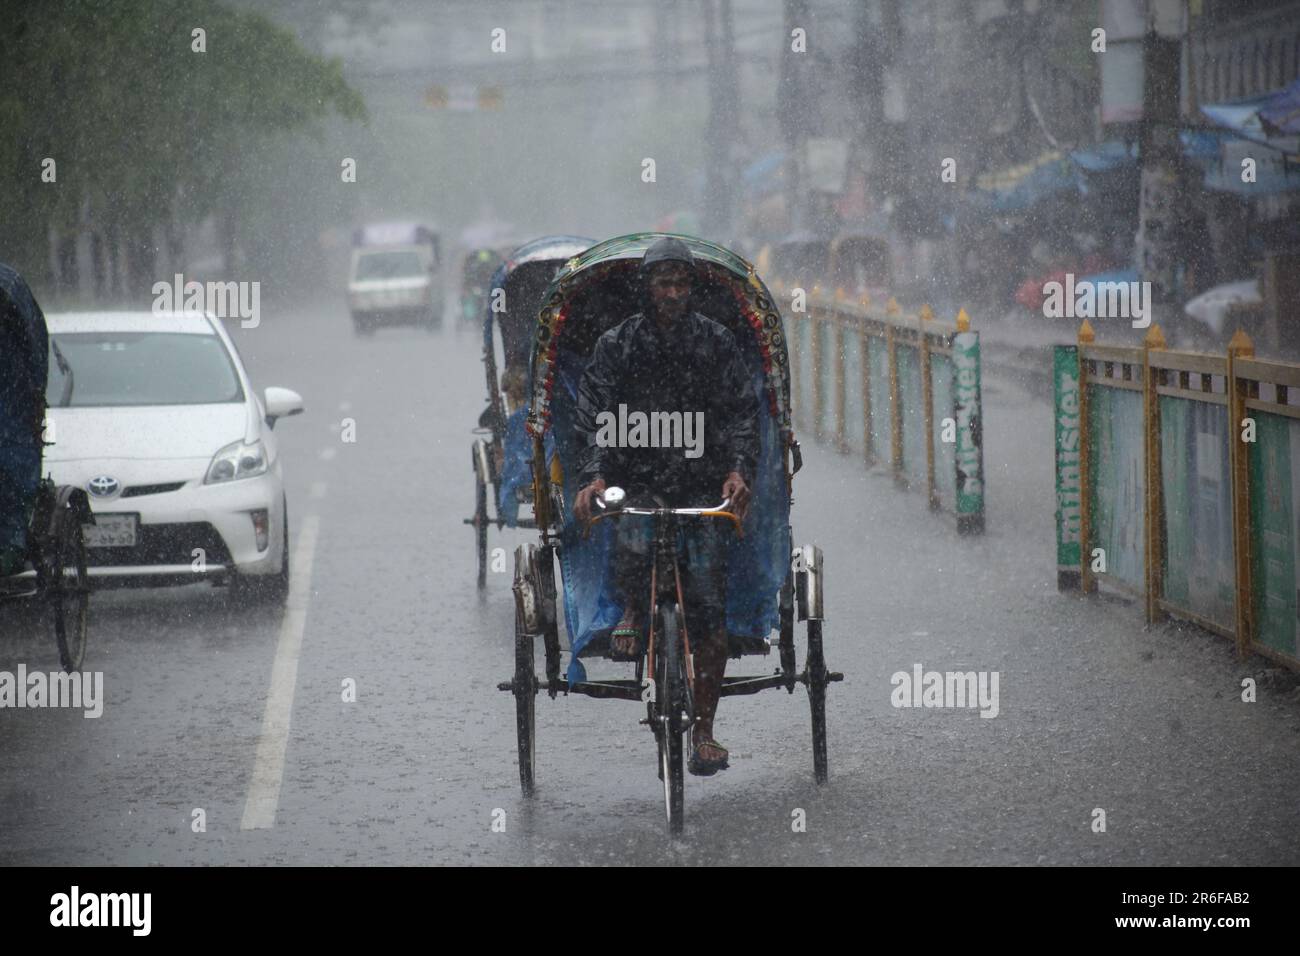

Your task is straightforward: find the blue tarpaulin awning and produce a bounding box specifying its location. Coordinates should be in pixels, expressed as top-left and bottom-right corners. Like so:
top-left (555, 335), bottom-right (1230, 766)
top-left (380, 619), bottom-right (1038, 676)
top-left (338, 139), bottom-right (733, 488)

top-left (1198, 90), bottom-right (1300, 195)
top-left (972, 151), bottom-right (1081, 212)
top-left (1201, 96), bottom-right (1274, 143)
top-left (971, 90), bottom-right (1300, 211)
top-left (1259, 78), bottom-right (1300, 136)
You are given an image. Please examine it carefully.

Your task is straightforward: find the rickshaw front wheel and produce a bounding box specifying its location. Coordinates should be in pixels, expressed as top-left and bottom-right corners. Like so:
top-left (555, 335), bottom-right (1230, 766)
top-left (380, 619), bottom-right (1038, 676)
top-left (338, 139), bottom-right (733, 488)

top-left (514, 619), bottom-right (537, 797)
top-left (657, 604), bottom-right (686, 835)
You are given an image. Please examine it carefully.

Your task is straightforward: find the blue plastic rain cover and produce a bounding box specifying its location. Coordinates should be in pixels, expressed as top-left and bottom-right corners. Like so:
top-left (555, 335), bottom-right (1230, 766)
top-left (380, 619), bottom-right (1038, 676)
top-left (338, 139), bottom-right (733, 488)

top-left (550, 347), bottom-right (791, 684)
top-left (496, 407), bottom-right (532, 527)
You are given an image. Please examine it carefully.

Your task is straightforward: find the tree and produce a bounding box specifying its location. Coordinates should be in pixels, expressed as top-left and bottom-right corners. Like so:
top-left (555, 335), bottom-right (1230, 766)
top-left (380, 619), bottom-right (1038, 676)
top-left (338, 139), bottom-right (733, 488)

top-left (0, 0), bottom-right (366, 293)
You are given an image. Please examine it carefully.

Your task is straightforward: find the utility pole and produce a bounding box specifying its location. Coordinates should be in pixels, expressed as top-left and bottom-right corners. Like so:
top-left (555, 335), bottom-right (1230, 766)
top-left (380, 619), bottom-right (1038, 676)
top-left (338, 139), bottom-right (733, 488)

top-left (877, 0), bottom-right (905, 212)
top-left (778, 0), bottom-right (812, 234)
top-left (703, 0), bottom-right (739, 240)
top-left (1135, 0), bottom-right (1189, 317)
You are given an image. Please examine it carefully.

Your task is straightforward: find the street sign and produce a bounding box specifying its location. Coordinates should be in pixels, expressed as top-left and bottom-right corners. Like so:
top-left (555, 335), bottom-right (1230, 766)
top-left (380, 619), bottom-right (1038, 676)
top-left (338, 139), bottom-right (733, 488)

top-left (424, 84), bottom-right (504, 111)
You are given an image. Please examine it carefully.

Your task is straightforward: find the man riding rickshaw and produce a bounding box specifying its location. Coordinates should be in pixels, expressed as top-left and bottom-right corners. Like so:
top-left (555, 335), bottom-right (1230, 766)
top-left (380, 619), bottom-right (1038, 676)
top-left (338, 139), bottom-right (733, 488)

top-left (570, 237), bottom-right (757, 775)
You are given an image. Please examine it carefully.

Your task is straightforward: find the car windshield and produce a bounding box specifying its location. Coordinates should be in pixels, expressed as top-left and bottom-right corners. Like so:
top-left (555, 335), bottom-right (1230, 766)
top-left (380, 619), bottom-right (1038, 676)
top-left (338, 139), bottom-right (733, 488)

top-left (46, 332), bottom-right (245, 407)
top-left (354, 251), bottom-right (424, 280)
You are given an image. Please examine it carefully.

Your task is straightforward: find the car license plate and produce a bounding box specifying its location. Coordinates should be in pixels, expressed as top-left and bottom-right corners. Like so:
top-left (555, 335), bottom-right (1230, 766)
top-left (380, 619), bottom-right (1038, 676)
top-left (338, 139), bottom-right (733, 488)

top-left (84, 513), bottom-right (138, 548)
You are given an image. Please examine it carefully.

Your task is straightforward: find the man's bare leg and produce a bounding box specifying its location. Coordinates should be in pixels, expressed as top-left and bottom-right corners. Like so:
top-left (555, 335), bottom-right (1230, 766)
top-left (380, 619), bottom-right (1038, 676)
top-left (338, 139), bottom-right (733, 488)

top-left (691, 627), bottom-right (729, 766)
top-left (611, 523), bottom-right (650, 658)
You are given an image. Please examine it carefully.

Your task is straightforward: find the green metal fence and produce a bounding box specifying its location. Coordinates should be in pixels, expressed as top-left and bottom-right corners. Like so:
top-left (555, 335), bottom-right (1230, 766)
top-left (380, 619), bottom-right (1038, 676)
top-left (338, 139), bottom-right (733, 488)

top-left (1054, 324), bottom-right (1300, 670)
top-left (775, 282), bottom-right (984, 533)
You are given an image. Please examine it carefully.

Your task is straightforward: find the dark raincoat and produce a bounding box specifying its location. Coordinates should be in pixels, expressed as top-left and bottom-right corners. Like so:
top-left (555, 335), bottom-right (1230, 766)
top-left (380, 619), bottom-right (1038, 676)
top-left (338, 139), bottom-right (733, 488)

top-left (573, 240), bottom-right (760, 504)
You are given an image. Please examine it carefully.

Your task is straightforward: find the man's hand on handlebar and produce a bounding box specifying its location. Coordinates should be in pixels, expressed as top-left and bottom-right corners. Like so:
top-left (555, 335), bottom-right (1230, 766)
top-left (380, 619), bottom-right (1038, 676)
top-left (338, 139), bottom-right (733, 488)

top-left (573, 477), bottom-right (607, 526)
top-left (722, 471), bottom-right (751, 524)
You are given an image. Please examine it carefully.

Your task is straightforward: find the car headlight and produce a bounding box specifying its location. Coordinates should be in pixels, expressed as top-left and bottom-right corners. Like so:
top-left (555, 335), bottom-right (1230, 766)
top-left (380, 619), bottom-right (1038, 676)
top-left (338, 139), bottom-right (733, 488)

top-left (205, 439), bottom-right (268, 484)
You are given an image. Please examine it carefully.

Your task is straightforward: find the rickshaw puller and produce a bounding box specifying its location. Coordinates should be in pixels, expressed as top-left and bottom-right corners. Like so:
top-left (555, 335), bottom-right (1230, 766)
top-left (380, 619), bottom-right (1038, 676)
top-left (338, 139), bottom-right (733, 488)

top-left (572, 238), bottom-right (760, 776)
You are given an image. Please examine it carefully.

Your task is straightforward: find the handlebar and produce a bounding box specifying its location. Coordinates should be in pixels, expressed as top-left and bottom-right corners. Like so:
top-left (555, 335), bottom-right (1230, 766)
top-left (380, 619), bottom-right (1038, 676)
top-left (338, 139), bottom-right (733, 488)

top-left (589, 486), bottom-right (742, 535)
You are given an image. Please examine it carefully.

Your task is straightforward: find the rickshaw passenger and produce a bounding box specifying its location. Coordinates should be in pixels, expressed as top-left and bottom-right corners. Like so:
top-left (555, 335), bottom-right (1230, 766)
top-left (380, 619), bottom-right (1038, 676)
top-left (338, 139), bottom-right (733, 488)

top-left (0, 263), bottom-right (49, 577)
top-left (572, 238), bottom-right (760, 776)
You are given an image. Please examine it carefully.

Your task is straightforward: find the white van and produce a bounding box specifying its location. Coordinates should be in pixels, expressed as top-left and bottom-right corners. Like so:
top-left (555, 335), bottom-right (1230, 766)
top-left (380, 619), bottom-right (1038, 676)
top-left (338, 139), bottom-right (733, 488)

top-left (347, 222), bottom-right (442, 335)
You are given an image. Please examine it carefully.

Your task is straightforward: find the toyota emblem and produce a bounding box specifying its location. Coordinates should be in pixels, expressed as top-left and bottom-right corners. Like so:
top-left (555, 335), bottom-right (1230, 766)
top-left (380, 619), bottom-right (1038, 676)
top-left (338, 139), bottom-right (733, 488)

top-left (88, 475), bottom-right (121, 498)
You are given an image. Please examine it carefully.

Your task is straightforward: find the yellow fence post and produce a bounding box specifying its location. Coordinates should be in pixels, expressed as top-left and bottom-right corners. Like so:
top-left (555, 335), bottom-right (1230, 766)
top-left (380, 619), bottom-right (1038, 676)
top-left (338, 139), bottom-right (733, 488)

top-left (919, 303), bottom-right (938, 509)
top-left (834, 288), bottom-right (847, 452)
top-left (887, 322), bottom-right (903, 486)
top-left (1078, 319), bottom-right (1096, 594)
top-left (1143, 324), bottom-right (1167, 626)
top-left (886, 297), bottom-right (904, 486)
top-left (1228, 329), bottom-right (1255, 658)
top-left (810, 284), bottom-right (823, 442)
top-left (860, 297), bottom-right (873, 466)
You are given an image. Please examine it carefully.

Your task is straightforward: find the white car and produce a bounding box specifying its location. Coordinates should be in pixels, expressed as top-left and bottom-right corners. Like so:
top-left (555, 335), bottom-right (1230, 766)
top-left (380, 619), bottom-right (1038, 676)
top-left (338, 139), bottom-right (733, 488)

top-left (42, 311), bottom-right (303, 601)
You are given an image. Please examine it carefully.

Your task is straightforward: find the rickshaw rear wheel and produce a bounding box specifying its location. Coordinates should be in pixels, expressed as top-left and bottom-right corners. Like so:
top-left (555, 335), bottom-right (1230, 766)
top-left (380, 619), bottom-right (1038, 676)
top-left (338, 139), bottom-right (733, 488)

top-left (514, 614), bottom-right (537, 797)
top-left (657, 604), bottom-right (686, 835)
top-left (778, 569), bottom-right (797, 691)
top-left (45, 504), bottom-right (89, 673)
top-left (807, 620), bottom-right (829, 784)
top-left (537, 546), bottom-right (561, 688)
top-left (474, 474), bottom-right (489, 589)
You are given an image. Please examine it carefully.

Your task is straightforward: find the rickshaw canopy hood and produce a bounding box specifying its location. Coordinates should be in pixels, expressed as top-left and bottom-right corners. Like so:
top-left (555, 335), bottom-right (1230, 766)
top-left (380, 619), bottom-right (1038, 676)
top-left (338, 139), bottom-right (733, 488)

top-left (483, 235), bottom-right (595, 387)
top-left (518, 234), bottom-right (794, 683)
top-left (485, 235), bottom-right (595, 333)
top-left (498, 235), bottom-right (593, 273)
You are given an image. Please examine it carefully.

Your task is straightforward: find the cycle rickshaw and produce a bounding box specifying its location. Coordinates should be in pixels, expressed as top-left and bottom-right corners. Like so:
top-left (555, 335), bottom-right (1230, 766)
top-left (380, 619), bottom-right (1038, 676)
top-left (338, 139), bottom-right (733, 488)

top-left (467, 235), bottom-right (593, 587)
top-left (458, 245), bottom-right (506, 326)
top-left (496, 233), bottom-right (840, 833)
top-left (1, 268), bottom-right (93, 672)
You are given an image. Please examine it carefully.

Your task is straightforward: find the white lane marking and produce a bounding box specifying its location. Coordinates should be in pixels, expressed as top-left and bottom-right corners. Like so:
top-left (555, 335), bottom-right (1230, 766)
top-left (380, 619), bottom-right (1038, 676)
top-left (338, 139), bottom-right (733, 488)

top-left (319, 446), bottom-right (337, 461)
top-left (240, 514), bottom-right (321, 830)
top-left (309, 481), bottom-right (327, 500)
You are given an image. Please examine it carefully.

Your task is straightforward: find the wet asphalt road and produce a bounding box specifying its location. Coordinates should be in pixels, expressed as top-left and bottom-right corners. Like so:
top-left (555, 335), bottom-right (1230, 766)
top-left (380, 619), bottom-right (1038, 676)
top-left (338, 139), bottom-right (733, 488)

top-left (2, 298), bottom-right (1299, 866)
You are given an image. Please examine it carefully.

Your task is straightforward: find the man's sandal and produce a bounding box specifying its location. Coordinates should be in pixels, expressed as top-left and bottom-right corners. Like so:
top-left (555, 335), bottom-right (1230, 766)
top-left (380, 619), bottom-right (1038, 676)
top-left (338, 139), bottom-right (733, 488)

top-left (688, 737), bottom-right (730, 776)
top-left (610, 625), bottom-right (641, 660)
